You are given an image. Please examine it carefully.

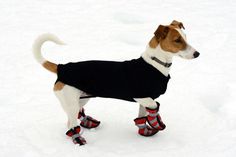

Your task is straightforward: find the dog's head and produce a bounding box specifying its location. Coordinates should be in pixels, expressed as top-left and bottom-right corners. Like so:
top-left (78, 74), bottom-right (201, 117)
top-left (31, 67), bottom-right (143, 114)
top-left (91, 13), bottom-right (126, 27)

top-left (149, 20), bottom-right (200, 59)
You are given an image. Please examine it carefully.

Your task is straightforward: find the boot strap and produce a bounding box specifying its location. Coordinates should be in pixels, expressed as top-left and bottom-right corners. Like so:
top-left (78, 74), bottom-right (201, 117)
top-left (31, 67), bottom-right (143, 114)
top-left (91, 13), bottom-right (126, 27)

top-left (136, 123), bottom-right (147, 129)
top-left (149, 112), bottom-right (158, 117)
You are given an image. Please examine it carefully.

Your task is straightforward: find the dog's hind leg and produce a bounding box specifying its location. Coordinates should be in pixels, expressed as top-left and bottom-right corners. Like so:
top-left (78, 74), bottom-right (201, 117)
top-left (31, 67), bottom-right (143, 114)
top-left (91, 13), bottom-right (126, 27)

top-left (54, 83), bottom-right (81, 129)
top-left (78, 97), bottom-right (101, 129)
top-left (79, 98), bottom-right (90, 108)
top-left (54, 82), bottom-right (86, 145)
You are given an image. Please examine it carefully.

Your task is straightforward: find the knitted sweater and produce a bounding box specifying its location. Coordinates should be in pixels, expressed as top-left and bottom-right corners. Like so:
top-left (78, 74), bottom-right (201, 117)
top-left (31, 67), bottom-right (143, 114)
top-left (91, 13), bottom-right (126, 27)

top-left (56, 57), bottom-right (170, 102)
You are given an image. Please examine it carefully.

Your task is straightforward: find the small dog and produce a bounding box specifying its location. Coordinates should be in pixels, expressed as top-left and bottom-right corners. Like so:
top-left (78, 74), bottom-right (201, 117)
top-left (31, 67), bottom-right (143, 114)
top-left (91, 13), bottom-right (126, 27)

top-left (33, 20), bottom-right (199, 145)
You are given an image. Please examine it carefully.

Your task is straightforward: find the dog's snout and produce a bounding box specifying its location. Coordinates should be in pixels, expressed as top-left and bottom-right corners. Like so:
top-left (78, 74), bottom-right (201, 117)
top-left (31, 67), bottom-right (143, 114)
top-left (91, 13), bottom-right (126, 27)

top-left (193, 51), bottom-right (200, 58)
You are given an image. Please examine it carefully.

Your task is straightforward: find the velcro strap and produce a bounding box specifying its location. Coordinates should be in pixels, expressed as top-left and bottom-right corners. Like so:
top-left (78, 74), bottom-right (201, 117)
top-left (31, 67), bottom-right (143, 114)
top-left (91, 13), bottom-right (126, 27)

top-left (80, 115), bottom-right (87, 121)
top-left (152, 123), bottom-right (160, 128)
top-left (136, 124), bottom-right (147, 129)
top-left (72, 133), bottom-right (86, 145)
top-left (149, 112), bottom-right (158, 117)
top-left (72, 133), bottom-right (81, 141)
top-left (149, 118), bottom-right (156, 124)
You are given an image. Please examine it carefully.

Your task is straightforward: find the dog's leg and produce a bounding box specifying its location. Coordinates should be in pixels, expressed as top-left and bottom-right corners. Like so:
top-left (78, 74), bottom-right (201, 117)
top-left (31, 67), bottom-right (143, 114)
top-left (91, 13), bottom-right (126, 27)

top-left (134, 98), bottom-right (166, 131)
top-left (132, 98), bottom-right (159, 136)
top-left (78, 98), bottom-right (101, 129)
top-left (134, 97), bottom-right (157, 109)
top-left (79, 98), bottom-right (90, 108)
top-left (54, 83), bottom-right (86, 145)
top-left (133, 98), bottom-right (166, 136)
top-left (54, 84), bottom-right (81, 128)
top-left (137, 98), bottom-right (161, 117)
top-left (138, 105), bottom-right (147, 117)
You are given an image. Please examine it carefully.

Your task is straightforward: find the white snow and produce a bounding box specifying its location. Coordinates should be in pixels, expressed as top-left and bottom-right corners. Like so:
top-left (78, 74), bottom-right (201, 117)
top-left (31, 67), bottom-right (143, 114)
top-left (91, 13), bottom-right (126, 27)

top-left (0, 0), bottom-right (236, 156)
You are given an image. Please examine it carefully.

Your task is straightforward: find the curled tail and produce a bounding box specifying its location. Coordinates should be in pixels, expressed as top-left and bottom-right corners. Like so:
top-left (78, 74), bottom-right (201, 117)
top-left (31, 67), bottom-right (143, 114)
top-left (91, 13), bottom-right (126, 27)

top-left (32, 33), bottom-right (65, 73)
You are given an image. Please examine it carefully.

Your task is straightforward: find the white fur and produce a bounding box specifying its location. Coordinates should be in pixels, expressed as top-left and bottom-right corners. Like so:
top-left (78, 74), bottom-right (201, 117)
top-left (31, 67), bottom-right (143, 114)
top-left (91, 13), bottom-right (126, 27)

top-left (175, 28), bottom-right (187, 41)
top-left (32, 33), bottom-right (65, 64)
top-left (138, 105), bottom-right (147, 117)
top-left (175, 28), bottom-right (196, 59)
top-left (54, 85), bottom-right (91, 129)
top-left (134, 97), bottom-right (157, 108)
top-left (54, 85), bottom-right (83, 129)
top-left (134, 98), bottom-right (158, 117)
top-left (142, 45), bottom-right (172, 77)
top-left (178, 45), bottom-right (196, 59)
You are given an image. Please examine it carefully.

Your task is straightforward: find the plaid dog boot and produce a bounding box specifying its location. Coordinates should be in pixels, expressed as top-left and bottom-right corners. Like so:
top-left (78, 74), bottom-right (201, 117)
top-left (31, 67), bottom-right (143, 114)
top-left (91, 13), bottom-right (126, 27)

top-left (78, 108), bottom-right (100, 129)
top-left (66, 126), bottom-right (86, 145)
top-left (134, 117), bottom-right (158, 136)
top-left (146, 102), bottom-right (166, 130)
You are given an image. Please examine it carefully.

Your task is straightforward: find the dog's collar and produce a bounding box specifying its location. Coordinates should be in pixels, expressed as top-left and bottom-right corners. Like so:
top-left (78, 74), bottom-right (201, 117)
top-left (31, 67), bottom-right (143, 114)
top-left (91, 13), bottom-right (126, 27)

top-left (150, 56), bottom-right (172, 68)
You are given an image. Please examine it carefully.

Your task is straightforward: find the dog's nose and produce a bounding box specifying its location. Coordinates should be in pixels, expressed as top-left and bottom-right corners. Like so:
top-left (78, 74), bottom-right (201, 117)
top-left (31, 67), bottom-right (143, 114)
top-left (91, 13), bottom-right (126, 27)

top-left (193, 51), bottom-right (200, 58)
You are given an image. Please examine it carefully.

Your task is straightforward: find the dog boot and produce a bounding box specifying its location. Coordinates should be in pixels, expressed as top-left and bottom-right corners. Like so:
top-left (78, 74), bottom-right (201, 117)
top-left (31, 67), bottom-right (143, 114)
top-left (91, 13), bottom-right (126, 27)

top-left (146, 102), bottom-right (166, 130)
top-left (66, 126), bottom-right (86, 145)
top-left (78, 108), bottom-right (100, 129)
top-left (134, 117), bottom-right (158, 136)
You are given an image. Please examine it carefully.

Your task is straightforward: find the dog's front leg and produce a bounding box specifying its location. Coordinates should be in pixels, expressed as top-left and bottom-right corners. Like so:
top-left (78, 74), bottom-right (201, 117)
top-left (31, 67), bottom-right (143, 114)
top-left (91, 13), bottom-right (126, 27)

top-left (138, 105), bottom-right (147, 117)
top-left (133, 98), bottom-right (166, 136)
top-left (134, 97), bottom-right (157, 109)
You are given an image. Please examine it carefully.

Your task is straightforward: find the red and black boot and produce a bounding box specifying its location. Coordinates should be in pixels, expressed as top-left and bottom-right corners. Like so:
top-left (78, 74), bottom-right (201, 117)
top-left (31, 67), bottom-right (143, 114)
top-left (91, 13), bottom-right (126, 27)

top-left (66, 126), bottom-right (86, 145)
top-left (78, 108), bottom-right (100, 129)
top-left (134, 117), bottom-right (158, 136)
top-left (146, 102), bottom-right (166, 130)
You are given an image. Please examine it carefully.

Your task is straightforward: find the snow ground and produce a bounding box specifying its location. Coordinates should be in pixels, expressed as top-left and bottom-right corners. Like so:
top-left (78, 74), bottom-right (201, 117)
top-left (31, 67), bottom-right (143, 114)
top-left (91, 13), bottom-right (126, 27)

top-left (0, 0), bottom-right (236, 156)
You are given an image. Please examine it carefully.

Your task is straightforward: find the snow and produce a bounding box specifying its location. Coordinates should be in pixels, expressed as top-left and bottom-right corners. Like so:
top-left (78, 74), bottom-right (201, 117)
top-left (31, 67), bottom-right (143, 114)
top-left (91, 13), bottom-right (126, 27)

top-left (0, 0), bottom-right (236, 156)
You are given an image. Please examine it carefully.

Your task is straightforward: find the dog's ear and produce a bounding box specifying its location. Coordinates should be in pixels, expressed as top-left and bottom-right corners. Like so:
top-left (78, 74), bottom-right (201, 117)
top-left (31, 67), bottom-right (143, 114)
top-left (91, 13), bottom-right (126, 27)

top-left (170, 20), bottom-right (185, 29)
top-left (154, 25), bottom-right (169, 41)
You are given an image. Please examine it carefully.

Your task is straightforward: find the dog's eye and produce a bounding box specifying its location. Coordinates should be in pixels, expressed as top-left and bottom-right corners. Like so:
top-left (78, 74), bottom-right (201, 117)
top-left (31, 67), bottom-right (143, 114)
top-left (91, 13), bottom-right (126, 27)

top-left (174, 37), bottom-right (182, 43)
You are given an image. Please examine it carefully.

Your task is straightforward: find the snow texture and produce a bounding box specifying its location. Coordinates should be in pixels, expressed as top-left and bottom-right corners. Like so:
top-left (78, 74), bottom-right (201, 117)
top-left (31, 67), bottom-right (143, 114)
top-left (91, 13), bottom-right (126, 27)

top-left (0, 0), bottom-right (236, 156)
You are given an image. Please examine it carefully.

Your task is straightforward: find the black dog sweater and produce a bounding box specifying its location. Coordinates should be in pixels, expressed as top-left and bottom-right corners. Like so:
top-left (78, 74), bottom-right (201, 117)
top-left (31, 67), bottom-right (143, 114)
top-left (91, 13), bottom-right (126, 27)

top-left (56, 57), bottom-right (170, 102)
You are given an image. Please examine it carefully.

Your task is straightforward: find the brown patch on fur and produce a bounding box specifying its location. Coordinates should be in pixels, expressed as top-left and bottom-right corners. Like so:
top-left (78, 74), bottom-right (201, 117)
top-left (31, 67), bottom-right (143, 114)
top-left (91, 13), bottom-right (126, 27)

top-left (150, 25), bottom-right (170, 48)
top-left (149, 36), bottom-right (159, 48)
top-left (154, 25), bottom-right (169, 41)
top-left (160, 28), bottom-right (187, 53)
top-left (54, 81), bottom-right (65, 91)
top-left (43, 61), bottom-right (57, 73)
top-left (151, 24), bottom-right (187, 53)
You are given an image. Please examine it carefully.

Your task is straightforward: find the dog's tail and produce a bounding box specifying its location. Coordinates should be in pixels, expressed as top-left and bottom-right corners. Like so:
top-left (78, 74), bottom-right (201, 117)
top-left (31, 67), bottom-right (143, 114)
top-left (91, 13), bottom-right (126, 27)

top-left (32, 33), bottom-right (65, 74)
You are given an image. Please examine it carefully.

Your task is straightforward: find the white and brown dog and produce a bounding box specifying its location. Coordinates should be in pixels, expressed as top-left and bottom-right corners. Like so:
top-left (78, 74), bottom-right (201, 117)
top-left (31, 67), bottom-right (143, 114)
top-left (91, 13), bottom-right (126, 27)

top-left (33, 20), bottom-right (199, 145)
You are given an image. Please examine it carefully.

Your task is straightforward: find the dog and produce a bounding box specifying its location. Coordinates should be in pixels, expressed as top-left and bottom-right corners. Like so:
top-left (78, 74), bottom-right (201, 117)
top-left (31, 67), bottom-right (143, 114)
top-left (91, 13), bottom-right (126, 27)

top-left (33, 20), bottom-right (199, 145)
